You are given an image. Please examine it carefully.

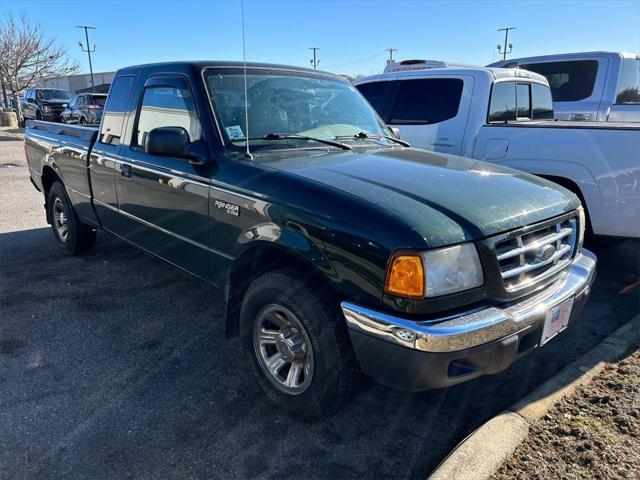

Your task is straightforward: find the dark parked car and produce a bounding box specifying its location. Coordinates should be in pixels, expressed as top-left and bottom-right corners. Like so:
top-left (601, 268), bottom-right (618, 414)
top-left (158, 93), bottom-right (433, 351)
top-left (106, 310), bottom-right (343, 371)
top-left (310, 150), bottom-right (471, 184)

top-left (20, 88), bottom-right (72, 125)
top-left (24, 61), bottom-right (596, 419)
top-left (61, 93), bottom-right (108, 125)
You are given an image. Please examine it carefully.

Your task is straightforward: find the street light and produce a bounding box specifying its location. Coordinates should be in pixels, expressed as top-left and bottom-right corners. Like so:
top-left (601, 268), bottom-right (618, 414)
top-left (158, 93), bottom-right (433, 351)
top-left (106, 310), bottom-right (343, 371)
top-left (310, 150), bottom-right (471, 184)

top-left (76, 26), bottom-right (97, 93)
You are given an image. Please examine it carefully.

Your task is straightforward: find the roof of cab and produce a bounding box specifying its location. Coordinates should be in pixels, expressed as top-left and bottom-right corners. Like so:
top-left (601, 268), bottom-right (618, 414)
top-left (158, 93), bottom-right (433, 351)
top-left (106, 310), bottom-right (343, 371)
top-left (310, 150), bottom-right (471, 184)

top-left (114, 61), bottom-right (342, 78)
top-left (353, 66), bottom-right (549, 85)
top-left (488, 51), bottom-right (640, 67)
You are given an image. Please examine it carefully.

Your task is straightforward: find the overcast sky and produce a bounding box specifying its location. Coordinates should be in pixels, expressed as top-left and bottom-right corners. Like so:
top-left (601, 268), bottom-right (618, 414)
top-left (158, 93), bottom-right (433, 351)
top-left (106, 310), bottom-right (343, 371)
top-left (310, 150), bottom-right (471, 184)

top-left (2, 0), bottom-right (639, 76)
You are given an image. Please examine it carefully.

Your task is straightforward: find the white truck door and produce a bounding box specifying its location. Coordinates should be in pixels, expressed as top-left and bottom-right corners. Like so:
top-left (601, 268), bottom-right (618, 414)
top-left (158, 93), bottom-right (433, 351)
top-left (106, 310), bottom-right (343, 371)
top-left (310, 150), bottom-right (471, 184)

top-left (386, 75), bottom-right (474, 155)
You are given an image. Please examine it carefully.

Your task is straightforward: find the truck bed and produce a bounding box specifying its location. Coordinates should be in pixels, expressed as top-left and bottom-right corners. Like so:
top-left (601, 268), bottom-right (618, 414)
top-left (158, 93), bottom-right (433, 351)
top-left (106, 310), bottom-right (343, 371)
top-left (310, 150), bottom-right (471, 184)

top-left (24, 120), bottom-right (99, 227)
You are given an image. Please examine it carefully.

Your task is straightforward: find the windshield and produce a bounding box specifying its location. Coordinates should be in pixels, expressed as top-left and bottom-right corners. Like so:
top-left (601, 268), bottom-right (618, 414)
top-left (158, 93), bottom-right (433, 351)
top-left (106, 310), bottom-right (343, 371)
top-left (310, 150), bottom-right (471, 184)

top-left (38, 89), bottom-right (72, 100)
top-left (206, 68), bottom-right (391, 150)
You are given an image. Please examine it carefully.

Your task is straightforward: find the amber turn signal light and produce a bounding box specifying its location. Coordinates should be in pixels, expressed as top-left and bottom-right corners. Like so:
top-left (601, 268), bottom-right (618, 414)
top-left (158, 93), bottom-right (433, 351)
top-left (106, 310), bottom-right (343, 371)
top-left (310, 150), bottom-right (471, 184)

top-left (385, 254), bottom-right (425, 298)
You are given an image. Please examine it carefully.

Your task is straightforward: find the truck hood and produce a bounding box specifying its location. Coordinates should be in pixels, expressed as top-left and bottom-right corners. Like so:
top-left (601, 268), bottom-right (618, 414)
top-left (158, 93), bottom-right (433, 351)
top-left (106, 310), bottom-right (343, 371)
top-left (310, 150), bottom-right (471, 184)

top-left (261, 148), bottom-right (579, 247)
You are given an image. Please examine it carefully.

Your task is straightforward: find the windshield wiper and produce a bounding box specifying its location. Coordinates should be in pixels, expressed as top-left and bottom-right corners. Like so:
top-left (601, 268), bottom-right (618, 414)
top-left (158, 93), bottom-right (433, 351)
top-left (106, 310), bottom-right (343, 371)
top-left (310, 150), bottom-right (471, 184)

top-left (236, 133), bottom-right (352, 150)
top-left (336, 131), bottom-right (411, 147)
top-left (383, 134), bottom-right (410, 147)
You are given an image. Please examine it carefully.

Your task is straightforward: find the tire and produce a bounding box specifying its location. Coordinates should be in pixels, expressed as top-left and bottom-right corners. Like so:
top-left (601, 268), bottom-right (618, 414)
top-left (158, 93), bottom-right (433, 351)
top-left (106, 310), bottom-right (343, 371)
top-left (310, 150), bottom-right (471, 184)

top-left (79, 117), bottom-right (86, 125)
top-left (36, 111), bottom-right (42, 120)
top-left (240, 268), bottom-right (357, 419)
top-left (47, 181), bottom-right (96, 255)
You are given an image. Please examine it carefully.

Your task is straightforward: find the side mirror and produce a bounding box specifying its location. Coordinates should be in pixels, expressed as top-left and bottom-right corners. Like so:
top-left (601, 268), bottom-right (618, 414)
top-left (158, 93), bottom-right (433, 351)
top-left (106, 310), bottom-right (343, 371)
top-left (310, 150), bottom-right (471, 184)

top-left (144, 126), bottom-right (208, 165)
top-left (389, 127), bottom-right (401, 139)
top-left (145, 126), bottom-right (190, 158)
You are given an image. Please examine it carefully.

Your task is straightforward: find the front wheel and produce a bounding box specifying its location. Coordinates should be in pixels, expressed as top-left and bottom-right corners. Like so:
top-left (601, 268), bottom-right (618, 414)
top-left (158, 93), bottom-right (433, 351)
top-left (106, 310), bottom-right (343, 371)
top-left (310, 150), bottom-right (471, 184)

top-left (47, 181), bottom-right (96, 255)
top-left (240, 269), bottom-right (357, 419)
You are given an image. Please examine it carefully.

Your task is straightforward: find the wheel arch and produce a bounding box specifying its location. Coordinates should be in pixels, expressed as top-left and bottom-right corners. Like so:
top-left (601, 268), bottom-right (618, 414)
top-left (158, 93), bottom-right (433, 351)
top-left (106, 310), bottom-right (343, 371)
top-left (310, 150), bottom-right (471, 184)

top-left (539, 174), bottom-right (593, 234)
top-left (223, 241), bottom-right (339, 338)
top-left (41, 165), bottom-right (63, 224)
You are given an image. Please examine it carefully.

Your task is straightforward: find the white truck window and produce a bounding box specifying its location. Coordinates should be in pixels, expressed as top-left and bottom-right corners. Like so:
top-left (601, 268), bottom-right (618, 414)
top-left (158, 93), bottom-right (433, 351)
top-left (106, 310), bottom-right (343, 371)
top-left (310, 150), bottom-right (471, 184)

top-left (389, 79), bottom-right (463, 125)
top-left (356, 82), bottom-right (390, 118)
top-left (616, 59), bottom-right (640, 104)
top-left (488, 82), bottom-right (516, 122)
top-left (516, 83), bottom-right (531, 119)
top-left (520, 60), bottom-right (598, 102)
top-left (531, 83), bottom-right (554, 120)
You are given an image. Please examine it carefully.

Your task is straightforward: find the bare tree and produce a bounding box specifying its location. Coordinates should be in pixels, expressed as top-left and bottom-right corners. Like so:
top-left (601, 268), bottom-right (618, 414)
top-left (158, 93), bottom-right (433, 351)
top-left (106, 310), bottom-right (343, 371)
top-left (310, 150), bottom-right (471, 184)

top-left (0, 15), bottom-right (78, 121)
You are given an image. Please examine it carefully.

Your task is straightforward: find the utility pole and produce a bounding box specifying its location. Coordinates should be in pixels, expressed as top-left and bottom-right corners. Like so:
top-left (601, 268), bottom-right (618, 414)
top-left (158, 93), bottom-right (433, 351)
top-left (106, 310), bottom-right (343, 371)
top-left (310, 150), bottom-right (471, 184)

top-left (385, 48), bottom-right (397, 65)
top-left (497, 27), bottom-right (516, 61)
top-left (309, 47), bottom-right (320, 69)
top-left (77, 25), bottom-right (97, 93)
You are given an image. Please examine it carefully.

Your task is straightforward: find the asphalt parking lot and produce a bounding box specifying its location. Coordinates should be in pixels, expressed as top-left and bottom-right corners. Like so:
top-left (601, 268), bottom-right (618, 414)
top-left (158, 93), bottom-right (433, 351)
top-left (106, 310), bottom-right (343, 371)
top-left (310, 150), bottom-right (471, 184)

top-left (1, 135), bottom-right (638, 480)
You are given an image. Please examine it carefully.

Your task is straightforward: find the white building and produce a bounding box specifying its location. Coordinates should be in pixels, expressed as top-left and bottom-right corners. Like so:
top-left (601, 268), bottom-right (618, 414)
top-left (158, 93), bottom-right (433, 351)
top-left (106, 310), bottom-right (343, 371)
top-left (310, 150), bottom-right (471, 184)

top-left (39, 71), bottom-right (115, 94)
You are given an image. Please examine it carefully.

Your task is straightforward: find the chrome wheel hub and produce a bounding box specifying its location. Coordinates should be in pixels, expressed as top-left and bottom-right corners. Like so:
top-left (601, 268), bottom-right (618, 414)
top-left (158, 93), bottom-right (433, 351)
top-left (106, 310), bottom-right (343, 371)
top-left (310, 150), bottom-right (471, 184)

top-left (253, 304), bottom-right (314, 395)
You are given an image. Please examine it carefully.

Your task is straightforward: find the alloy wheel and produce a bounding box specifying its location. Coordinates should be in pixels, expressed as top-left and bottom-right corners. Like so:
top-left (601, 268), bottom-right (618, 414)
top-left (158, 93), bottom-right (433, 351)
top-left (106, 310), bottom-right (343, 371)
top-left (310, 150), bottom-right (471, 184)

top-left (52, 196), bottom-right (69, 242)
top-left (253, 304), bottom-right (314, 395)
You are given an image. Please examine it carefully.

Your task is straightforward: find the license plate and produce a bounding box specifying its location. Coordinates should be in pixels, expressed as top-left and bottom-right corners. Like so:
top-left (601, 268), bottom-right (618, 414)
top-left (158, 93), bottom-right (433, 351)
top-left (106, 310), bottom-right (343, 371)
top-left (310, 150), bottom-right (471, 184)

top-left (540, 297), bottom-right (574, 346)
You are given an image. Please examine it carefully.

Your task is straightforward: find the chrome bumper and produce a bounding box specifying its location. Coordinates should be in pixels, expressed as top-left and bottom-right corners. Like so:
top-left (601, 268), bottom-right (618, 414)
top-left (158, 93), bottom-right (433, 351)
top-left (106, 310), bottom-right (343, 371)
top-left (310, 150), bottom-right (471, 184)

top-left (341, 249), bottom-right (596, 353)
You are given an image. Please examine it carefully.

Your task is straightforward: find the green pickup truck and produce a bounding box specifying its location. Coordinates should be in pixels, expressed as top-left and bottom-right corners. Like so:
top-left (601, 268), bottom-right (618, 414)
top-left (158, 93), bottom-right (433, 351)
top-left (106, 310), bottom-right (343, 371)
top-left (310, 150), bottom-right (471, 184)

top-left (24, 61), bottom-right (596, 419)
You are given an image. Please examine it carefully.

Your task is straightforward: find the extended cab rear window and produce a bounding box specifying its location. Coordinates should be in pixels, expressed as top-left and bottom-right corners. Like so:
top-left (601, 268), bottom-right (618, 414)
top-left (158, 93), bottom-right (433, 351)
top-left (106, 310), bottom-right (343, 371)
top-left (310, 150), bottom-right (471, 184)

top-left (520, 60), bottom-right (598, 102)
top-left (389, 78), bottom-right (463, 125)
top-left (100, 75), bottom-right (135, 145)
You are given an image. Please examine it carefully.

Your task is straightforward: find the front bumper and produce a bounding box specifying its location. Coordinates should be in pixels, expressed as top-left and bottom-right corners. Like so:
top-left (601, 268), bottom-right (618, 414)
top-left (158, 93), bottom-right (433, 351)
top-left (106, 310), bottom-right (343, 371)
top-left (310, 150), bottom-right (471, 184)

top-left (341, 249), bottom-right (596, 391)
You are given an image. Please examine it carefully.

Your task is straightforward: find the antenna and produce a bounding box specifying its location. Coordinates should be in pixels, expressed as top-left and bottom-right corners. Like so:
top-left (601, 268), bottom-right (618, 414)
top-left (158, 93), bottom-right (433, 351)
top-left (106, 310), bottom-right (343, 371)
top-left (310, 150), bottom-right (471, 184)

top-left (241, 0), bottom-right (253, 161)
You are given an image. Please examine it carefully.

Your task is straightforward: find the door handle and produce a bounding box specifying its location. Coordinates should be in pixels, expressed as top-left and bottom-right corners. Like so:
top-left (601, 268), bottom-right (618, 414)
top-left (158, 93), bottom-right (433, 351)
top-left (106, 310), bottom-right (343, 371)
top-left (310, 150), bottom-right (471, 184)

top-left (120, 163), bottom-right (132, 179)
top-left (430, 138), bottom-right (456, 147)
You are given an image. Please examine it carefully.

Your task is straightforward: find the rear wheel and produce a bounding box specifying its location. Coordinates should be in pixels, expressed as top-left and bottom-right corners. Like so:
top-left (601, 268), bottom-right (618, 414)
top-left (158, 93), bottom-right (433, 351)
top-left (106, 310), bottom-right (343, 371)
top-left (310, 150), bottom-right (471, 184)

top-left (47, 181), bottom-right (96, 255)
top-left (240, 269), bottom-right (357, 419)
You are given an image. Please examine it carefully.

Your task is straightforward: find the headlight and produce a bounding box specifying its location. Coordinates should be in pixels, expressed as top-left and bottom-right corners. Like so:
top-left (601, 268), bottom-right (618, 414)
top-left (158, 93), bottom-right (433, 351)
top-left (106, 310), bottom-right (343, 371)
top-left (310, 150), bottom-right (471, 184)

top-left (43, 106), bottom-right (51, 113)
top-left (422, 244), bottom-right (484, 296)
top-left (384, 243), bottom-right (484, 299)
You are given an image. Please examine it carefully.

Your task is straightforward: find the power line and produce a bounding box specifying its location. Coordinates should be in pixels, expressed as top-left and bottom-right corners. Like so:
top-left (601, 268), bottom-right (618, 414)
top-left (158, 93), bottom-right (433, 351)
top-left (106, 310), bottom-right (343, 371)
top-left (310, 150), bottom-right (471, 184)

top-left (309, 47), bottom-right (320, 69)
top-left (76, 25), bottom-right (96, 93)
top-left (497, 27), bottom-right (516, 61)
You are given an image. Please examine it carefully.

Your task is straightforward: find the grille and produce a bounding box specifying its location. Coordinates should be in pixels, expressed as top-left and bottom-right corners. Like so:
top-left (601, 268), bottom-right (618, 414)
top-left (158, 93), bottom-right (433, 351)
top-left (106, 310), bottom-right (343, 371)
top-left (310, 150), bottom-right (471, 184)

top-left (495, 217), bottom-right (577, 291)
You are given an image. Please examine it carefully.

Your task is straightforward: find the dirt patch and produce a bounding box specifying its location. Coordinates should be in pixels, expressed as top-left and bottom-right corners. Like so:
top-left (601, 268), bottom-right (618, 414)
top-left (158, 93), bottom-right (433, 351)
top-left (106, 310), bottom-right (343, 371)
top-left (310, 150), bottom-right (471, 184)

top-left (494, 346), bottom-right (640, 479)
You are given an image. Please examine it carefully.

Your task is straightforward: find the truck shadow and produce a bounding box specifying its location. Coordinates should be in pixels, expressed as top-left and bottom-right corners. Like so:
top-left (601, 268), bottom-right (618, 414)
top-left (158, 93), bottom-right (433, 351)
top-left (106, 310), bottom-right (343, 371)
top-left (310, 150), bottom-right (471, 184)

top-left (0, 228), bottom-right (638, 479)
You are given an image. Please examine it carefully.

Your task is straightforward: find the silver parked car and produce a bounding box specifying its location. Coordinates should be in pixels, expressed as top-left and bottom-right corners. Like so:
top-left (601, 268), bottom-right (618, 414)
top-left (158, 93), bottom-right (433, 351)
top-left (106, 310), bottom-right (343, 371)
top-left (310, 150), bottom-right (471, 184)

top-left (60, 93), bottom-right (108, 125)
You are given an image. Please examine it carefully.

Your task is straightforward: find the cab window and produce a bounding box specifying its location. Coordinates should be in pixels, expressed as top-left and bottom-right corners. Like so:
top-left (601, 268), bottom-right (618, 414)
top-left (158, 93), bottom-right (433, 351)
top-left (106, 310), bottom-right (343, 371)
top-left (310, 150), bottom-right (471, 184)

top-left (516, 83), bottom-right (531, 119)
top-left (99, 75), bottom-right (135, 145)
top-left (521, 60), bottom-right (598, 102)
top-left (133, 85), bottom-right (200, 147)
top-left (616, 58), bottom-right (640, 104)
top-left (389, 78), bottom-right (463, 124)
top-left (532, 83), bottom-right (554, 119)
top-left (356, 81), bottom-right (391, 118)
top-left (488, 82), bottom-right (516, 122)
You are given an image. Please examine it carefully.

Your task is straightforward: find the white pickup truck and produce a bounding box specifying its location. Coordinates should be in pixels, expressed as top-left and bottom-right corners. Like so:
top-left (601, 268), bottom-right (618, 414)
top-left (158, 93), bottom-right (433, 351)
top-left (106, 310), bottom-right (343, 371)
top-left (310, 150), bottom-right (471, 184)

top-left (354, 61), bottom-right (640, 238)
top-left (489, 52), bottom-right (640, 123)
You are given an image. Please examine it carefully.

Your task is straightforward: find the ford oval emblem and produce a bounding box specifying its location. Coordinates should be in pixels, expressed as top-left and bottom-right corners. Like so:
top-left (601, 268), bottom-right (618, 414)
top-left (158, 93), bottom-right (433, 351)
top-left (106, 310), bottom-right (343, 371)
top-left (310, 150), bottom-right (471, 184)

top-left (536, 244), bottom-right (556, 262)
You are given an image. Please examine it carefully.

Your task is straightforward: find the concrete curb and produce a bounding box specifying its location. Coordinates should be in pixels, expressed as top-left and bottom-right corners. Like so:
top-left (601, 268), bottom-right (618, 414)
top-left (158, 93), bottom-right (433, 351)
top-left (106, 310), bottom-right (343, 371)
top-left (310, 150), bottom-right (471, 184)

top-left (428, 314), bottom-right (640, 480)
